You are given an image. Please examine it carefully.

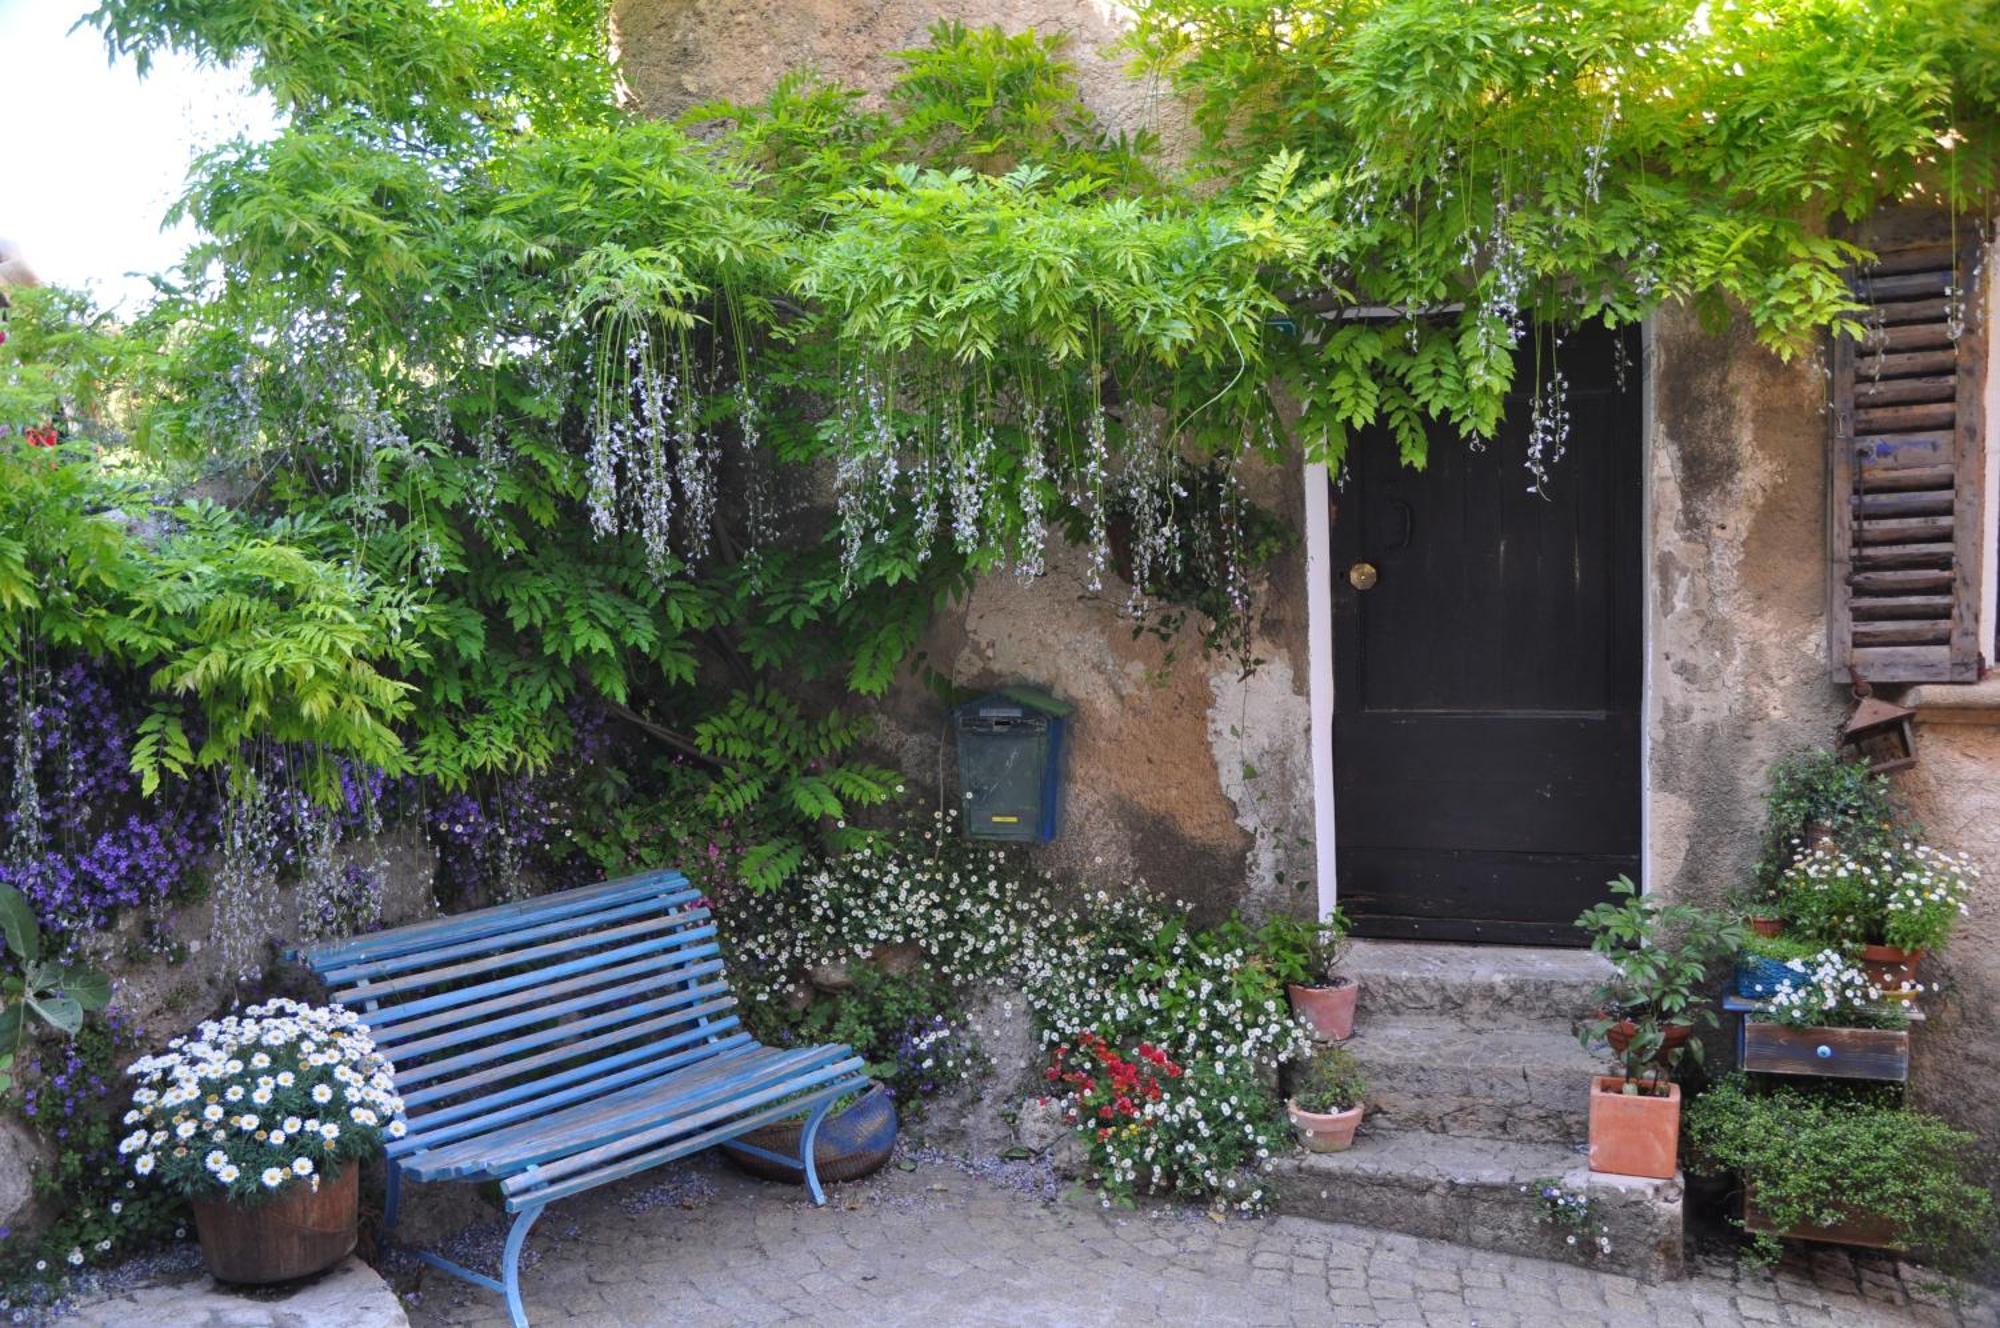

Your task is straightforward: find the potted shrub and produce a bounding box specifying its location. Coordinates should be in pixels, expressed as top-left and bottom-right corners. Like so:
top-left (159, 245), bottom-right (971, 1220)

top-left (1286, 1047), bottom-right (1367, 1153)
top-left (122, 998), bottom-right (404, 1284)
top-left (1749, 749), bottom-right (1899, 911)
top-left (1575, 876), bottom-right (1742, 1070)
top-left (1778, 840), bottom-right (1976, 995)
top-left (1259, 910), bottom-right (1356, 1042)
top-left (1685, 1076), bottom-right (1993, 1268)
top-left (1574, 878), bottom-right (1738, 1180)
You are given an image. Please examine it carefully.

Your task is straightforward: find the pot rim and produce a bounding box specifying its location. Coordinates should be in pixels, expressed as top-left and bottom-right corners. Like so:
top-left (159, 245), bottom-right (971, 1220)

top-left (1286, 1097), bottom-right (1364, 1125)
top-left (1286, 976), bottom-right (1355, 992)
top-left (1590, 1074), bottom-right (1681, 1102)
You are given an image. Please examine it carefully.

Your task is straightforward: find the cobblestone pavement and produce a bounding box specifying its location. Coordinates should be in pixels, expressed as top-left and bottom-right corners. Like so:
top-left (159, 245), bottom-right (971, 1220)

top-left (395, 1154), bottom-right (1997, 1328)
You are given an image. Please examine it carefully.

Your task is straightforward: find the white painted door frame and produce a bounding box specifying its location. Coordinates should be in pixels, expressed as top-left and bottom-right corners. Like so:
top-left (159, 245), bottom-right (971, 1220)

top-left (1301, 320), bottom-right (1658, 923)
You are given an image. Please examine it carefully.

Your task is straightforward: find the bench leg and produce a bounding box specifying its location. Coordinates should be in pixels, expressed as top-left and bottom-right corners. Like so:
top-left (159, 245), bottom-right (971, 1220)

top-left (384, 1157), bottom-right (403, 1233)
top-left (799, 1095), bottom-right (836, 1207)
top-left (502, 1203), bottom-right (546, 1328)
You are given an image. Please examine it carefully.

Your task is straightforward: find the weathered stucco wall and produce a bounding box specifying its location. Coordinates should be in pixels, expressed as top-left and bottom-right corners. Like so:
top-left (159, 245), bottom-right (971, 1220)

top-left (610, 0), bottom-right (1159, 131)
top-left (1647, 282), bottom-right (2000, 1176)
top-left (616, 0), bottom-right (1316, 924)
top-left (615, 9), bottom-right (2000, 1167)
top-left (1644, 306), bottom-right (1850, 908)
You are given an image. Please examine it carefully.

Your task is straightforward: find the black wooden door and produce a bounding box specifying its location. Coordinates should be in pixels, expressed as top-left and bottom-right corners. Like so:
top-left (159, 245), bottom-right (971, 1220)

top-left (1332, 325), bottom-right (1642, 944)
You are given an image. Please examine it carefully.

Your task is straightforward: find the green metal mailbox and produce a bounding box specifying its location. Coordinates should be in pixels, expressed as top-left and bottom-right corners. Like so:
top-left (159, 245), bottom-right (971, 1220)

top-left (954, 687), bottom-right (1071, 842)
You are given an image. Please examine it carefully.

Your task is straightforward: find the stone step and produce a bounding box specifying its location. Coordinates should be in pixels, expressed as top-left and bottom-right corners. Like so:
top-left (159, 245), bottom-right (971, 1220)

top-left (1333, 1014), bottom-right (1603, 1145)
top-left (1271, 1130), bottom-right (1684, 1284)
top-left (1342, 940), bottom-right (1612, 1025)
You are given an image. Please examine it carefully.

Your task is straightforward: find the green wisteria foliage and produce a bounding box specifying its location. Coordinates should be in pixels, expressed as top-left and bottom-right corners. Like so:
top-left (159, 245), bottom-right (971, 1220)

top-left (3, 0), bottom-right (1993, 829)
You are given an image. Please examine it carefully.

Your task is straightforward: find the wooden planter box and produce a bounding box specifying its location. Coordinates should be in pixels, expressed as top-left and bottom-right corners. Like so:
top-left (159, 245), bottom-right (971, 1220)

top-left (1739, 1020), bottom-right (1909, 1082)
top-left (1743, 1189), bottom-right (1903, 1253)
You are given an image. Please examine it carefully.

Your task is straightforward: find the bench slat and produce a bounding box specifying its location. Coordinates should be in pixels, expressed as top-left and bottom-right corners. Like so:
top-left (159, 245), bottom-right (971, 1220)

top-left (403, 995), bottom-right (739, 1106)
top-left (370, 941), bottom-right (720, 1046)
top-left (359, 926), bottom-right (719, 1031)
top-left (399, 980), bottom-right (734, 1086)
top-left (502, 1050), bottom-right (862, 1188)
top-left (396, 1033), bottom-right (756, 1157)
top-left (408, 1043), bottom-right (850, 1181)
top-left (337, 910), bottom-right (707, 1003)
top-left (396, 1018), bottom-right (744, 1133)
top-left (502, 1059), bottom-right (868, 1210)
top-left (382, 958), bottom-right (725, 1062)
top-left (325, 896), bottom-right (705, 986)
top-left (300, 871), bottom-right (691, 968)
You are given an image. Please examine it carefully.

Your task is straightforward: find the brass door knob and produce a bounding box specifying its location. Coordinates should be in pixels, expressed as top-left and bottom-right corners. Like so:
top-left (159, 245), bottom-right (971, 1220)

top-left (1348, 561), bottom-right (1379, 591)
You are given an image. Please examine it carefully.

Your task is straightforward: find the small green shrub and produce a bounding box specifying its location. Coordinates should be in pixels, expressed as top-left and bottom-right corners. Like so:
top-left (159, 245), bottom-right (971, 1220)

top-left (1739, 932), bottom-right (1821, 964)
top-left (1779, 841), bottom-right (1978, 953)
top-left (1254, 910), bottom-right (1350, 988)
top-left (1290, 1047), bottom-right (1366, 1115)
top-left (1574, 877), bottom-right (1742, 1087)
top-left (1751, 748), bottom-right (1900, 902)
top-left (1684, 1076), bottom-right (1993, 1271)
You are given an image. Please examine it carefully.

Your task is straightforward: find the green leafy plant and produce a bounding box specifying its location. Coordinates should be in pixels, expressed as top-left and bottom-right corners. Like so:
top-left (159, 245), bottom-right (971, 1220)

top-left (1525, 1178), bottom-right (1612, 1260)
top-left (1738, 932), bottom-right (1821, 965)
top-left (1779, 840), bottom-right (1978, 953)
top-left (1255, 910), bottom-right (1351, 988)
top-left (1289, 1046), bottom-right (1366, 1115)
top-left (0, 884), bottom-right (110, 1097)
top-left (1685, 1076), bottom-right (1993, 1271)
top-left (1749, 748), bottom-right (1901, 903)
top-left (1574, 877), bottom-right (1743, 1090)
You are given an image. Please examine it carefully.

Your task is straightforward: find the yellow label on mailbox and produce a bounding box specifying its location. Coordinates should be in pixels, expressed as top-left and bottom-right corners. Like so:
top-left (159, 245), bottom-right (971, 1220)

top-left (990, 815), bottom-right (1020, 824)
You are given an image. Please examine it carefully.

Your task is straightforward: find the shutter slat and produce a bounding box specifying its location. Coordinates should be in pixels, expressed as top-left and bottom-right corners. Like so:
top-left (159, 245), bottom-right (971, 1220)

top-left (1853, 269), bottom-right (1953, 300)
top-left (1854, 375), bottom-right (1957, 407)
top-left (1855, 516), bottom-right (1955, 544)
top-left (1859, 322), bottom-right (1957, 353)
top-left (1852, 542), bottom-right (1955, 569)
top-left (1852, 594), bottom-right (1954, 620)
top-left (1869, 297), bottom-right (1955, 325)
top-left (1855, 402), bottom-right (1955, 433)
top-left (1829, 232), bottom-right (1983, 685)
top-left (1854, 465), bottom-right (1955, 494)
top-left (1861, 245), bottom-right (1958, 275)
top-left (1850, 569), bottom-right (1954, 594)
top-left (1857, 348), bottom-right (1958, 379)
top-left (1854, 622), bottom-right (1952, 647)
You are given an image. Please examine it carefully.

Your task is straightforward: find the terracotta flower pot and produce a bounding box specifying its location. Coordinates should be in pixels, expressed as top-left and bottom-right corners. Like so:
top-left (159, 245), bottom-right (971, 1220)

top-left (1288, 978), bottom-right (1357, 1042)
top-left (1288, 1098), bottom-right (1364, 1153)
top-left (190, 1162), bottom-right (358, 1285)
top-left (1747, 915), bottom-right (1784, 939)
top-left (1857, 943), bottom-right (1922, 997)
top-left (1587, 1076), bottom-right (1681, 1180)
top-left (1602, 1018), bottom-right (1691, 1064)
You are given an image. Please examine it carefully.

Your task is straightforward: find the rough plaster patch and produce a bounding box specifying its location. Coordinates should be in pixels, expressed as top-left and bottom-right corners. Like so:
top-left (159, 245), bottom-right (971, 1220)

top-left (1207, 654), bottom-right (1314, 919)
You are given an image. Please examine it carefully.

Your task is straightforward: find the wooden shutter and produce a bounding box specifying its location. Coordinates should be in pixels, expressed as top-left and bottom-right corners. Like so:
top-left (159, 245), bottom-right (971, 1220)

top-left (1828, 237), bottom-right (1988, 684)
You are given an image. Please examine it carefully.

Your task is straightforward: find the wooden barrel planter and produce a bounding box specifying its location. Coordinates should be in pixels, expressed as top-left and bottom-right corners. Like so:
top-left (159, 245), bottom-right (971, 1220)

top-left (190, 1163), bottom-right (358, 1284)
top-left (722, 1083), bottom-right (898, 1185)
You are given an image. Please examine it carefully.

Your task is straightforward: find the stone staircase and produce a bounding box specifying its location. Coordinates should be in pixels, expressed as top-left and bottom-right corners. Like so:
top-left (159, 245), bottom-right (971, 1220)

top-left (1268, 940), bottom-right (1686, 1282)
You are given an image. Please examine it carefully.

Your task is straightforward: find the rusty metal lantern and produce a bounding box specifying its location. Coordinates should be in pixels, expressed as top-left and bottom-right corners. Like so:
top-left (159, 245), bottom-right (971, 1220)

top-left (1839, 682), bottom-right (1917, 774)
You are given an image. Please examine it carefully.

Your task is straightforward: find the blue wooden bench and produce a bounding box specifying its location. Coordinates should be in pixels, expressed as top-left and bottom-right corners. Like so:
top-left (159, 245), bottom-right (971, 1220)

top-left (294, 869), bottom-right (867, 1327)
